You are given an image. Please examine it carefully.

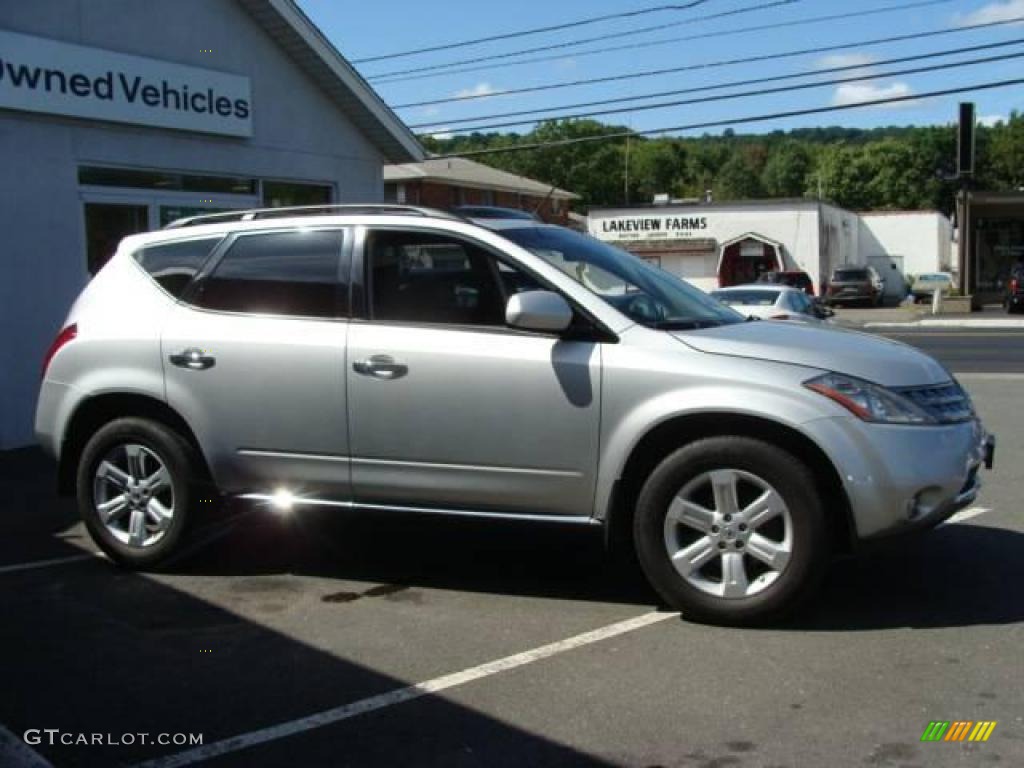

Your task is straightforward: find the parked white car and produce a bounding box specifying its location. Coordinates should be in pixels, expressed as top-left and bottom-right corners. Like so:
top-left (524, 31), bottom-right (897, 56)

top-left (910, 272), bottom-right (955, 303)
top-left (710, 285), bottom-right (833, 324)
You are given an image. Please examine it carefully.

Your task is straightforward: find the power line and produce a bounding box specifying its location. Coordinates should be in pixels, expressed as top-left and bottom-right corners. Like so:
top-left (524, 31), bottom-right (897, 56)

top-left (419, 50), bottom-right (1024, 134)
top-left (374, 0), bottom-right (956, 85)
top-left (352, 1), bottom-right (712, 64)
top-left (410, 38), bottom-right (1024, 131)
top-left (393, 14), bottom-right (1021, 109)
top-left (365, 0), bottom-right (803, 80)
top-left (432, 77), bottom-right (1024, 159)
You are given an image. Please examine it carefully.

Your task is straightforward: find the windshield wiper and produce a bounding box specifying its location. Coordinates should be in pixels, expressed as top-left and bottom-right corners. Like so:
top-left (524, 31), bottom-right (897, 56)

top-left (648, 319), bottom-right (722, 331)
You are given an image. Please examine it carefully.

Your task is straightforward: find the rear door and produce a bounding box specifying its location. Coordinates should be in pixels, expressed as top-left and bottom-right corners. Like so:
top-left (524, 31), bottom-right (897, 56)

top-left (345, 227), bottom-right (602, 518)
top-left (162, 227), bottom-right (351, 497)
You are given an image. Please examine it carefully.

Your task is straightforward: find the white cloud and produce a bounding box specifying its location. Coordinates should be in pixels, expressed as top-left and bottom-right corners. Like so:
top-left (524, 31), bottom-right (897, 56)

top-left (453, 82), bottom-right (496, 99)
top-left (956, 0), bottom-right (1024, 25)
top-left (817, 53), bottom-right (877, 70)
top-left (428, 128), bottom-right (453, 140)
top-left (980, 113), bottom-right (1007, 126)
top-left (419, 105), bottom-right (441, 118)
top-left (833, 81), bottom-right (915, 107)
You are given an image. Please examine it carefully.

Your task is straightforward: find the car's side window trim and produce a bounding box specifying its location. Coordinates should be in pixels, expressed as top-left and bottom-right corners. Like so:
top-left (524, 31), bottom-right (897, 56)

top-left (179, 226), bottom-right (351, 322)
top-left (353, 225), bottom-right (617, 342)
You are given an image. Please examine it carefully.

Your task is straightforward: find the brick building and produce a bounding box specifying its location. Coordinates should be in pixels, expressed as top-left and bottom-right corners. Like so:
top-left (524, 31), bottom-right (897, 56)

top-left (383, 157), bottom-right (577, 224)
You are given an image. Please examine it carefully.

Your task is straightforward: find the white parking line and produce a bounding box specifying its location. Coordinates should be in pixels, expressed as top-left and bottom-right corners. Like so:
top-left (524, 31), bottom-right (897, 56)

top-left (0, 725), bottom-right (54, 768)
top-left (942, 506), bottom-right (991, 526)
top-left (133, 610), bottom-right (677, 768)
top-left (0, 552), bottom-right (100, 575)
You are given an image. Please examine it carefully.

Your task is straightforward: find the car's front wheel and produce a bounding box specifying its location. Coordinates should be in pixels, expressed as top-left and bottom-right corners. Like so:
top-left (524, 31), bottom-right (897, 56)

top-left (77, 417), bottom-right (204, 568)
top-left (633, 436), bottom-right (828, 625)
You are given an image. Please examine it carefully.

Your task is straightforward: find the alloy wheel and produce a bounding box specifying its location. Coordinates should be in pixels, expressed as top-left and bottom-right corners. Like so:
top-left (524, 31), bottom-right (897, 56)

top-left (663, 468), bottom-right (793, 599)
top-left (92, 443), bottom-right (175, 548)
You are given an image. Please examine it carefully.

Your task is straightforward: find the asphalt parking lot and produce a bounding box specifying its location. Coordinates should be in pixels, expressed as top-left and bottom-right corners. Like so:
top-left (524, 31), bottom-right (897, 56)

top-left (1, 364), bottom-right (1021, 767)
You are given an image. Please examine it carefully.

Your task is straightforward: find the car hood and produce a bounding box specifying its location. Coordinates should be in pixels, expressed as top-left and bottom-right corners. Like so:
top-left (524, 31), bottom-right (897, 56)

top-left (672, 321), bottom-right (950, 387)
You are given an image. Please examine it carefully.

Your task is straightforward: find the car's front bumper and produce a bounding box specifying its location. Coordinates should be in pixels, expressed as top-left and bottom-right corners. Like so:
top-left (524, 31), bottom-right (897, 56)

top-left (801, 415), bottom-right (993, 540)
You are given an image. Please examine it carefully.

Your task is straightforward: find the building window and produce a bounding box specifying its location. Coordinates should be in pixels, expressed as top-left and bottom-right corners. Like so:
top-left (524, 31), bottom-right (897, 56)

top-left (79, 166), bottom-right (256, 195)
top-left (84, 203), bottom-right (149, 275)
top-left (262, 181), bottom-right (333, 208)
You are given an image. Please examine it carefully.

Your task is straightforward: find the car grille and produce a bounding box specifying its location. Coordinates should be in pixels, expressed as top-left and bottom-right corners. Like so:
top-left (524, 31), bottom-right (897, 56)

top-left (897, 382), bottom-right (974, 423)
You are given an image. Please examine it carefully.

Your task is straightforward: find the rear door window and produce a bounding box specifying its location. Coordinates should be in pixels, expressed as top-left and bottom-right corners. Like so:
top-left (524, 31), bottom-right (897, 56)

top-left (134, 237), bottom-right (223, 298)
top-left (192, 230), bottom-right (345, 319)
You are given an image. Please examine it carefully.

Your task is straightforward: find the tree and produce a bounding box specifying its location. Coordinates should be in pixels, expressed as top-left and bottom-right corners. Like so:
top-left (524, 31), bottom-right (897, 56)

top-left (987, 111), bottom-right (1024, 190)
top-left (419, 115), bottom-right (1024, 213)
top-left (628, 139), bottom-right (688, 203)
top-left (761, 141), bottom-right (811, 198)
top-left (715, 144), bottom-right (765, 200)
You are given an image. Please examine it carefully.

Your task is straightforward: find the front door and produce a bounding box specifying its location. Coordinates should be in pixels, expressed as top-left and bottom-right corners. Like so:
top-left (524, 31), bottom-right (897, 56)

top-left (346, 227), bottom-right (601, 518)
top-left (162, 227), bottom-right (351, 497)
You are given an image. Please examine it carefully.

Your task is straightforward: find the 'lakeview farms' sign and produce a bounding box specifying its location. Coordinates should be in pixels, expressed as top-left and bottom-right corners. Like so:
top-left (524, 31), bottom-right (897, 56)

top-left (0, 29), bottom-right (252, 137)
top-left (589, 214), bottom-right (710, 242)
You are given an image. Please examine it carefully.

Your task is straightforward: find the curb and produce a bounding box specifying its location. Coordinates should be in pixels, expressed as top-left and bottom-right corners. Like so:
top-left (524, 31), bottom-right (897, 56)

top-left (864, 318), bottom-right (1024, 329)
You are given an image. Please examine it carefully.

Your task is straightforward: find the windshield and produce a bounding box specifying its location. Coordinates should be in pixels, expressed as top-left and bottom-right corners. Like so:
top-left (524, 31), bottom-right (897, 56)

top-left (499, 226), bottom-right (743, 329)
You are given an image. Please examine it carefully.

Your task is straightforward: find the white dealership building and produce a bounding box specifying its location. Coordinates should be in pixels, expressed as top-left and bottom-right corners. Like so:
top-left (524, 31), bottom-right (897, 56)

top-left (588, 200), bottom-right (953, 296)
top-left (0, 0), bottom-right (423, 448)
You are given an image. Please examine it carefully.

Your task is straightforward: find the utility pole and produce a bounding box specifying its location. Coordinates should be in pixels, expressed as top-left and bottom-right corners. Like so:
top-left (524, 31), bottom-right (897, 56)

top-left (623, 134), bottom-right (631, 205)
top-left (957, 102), bottom-right (976, 301)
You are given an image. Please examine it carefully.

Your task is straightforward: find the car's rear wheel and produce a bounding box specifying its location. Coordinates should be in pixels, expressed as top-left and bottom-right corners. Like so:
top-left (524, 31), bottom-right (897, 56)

top-left (77, 418), bottom-right (204, 568)
top-left (633, 436), bottom-right (828, 626)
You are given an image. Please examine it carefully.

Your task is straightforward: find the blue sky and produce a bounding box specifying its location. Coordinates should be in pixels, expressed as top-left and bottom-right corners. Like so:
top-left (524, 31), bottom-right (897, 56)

top-left (297, 0), bottom-right (1024, 138)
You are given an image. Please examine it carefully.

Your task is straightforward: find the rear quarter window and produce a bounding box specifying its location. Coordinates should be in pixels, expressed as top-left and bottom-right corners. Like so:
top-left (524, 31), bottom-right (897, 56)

top-left (134, 237), bottom-right (223, 298)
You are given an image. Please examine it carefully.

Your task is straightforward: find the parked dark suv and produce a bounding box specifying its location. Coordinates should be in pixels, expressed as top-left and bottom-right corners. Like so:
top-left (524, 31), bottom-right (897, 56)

top-left (826, 266), bottom-right (884, 307)
top-left (756, 270), bottom-right (815, 296)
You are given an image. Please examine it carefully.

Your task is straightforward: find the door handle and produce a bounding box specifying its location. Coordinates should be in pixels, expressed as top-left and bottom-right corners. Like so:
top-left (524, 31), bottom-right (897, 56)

top-left (169, 348), bottom-right (216, 371)
top-left (353, 355), bottom-right (408, 380)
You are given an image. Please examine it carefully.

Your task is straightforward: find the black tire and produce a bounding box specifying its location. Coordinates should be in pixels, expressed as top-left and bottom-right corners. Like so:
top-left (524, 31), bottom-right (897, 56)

top-left (633, 436), bottom-right (828, 626)
top-left (76, 417), bottom-right (205, 568)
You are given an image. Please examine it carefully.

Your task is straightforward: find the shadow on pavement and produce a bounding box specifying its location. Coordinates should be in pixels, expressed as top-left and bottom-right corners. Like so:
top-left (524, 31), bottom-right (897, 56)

top-left (176, 506), bottom-right (658, 608)
top-left (789, 523), bottom-right (1024, 631)
top-left (0, 449), bottom-right (618, 768)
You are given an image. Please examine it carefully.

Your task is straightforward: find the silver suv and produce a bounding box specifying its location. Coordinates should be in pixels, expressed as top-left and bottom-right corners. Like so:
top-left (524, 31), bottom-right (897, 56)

top-left (35, 205), bottom-right (994, 625)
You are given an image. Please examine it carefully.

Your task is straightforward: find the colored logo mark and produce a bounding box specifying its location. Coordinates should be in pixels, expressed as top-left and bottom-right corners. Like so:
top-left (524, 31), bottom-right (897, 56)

top-left (921, 721), bottom-right (997, 742)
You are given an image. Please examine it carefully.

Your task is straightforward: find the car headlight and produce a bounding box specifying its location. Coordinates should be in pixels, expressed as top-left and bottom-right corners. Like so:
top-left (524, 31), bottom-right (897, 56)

top-left (804, 373), bottom-right (935, 424)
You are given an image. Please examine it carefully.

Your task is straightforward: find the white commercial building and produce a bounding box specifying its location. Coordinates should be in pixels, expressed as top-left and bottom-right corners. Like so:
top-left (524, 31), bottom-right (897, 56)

top-left (0, 0), bottom-right (424, 448)
top-left (588, 200), bottom-right (952, 298)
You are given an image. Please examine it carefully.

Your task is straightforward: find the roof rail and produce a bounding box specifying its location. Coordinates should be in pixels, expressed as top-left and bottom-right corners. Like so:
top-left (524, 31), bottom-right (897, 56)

top-left (163, 204), bottom-right (460, 229)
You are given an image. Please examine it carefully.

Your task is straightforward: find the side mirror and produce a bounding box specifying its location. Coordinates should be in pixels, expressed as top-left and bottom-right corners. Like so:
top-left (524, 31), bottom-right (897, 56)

top-left (506, 290), bottom-right (573, 333)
